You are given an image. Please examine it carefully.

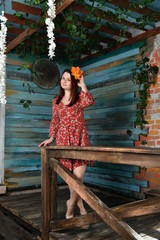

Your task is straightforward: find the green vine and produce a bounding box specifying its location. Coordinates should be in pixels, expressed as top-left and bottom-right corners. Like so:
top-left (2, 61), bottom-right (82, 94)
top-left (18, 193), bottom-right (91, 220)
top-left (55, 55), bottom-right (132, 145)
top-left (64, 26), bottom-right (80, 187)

top-left (132, 52), bottom-right (151, 144)
top-left (20, 0), bottom-right (156, 65)
top-left (11, 0), bottom-right (156, 109)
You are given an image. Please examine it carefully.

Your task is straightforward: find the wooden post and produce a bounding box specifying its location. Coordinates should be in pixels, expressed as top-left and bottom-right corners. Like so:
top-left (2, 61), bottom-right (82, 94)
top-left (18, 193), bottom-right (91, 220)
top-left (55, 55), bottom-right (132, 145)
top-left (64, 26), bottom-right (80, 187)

top-left (50, 158), bottom-right (143, 240)
top-left (50, 170), bottom-right (57, 221)
top-left (41, 147), bottom-right (51, 240)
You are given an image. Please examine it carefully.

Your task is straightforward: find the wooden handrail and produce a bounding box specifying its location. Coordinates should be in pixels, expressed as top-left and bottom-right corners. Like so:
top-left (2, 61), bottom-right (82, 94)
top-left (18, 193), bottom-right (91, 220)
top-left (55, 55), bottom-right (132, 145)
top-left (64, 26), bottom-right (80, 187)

top-left (41, 146), bottom-right (160, 240)
top-left (45, 146), bottom-right (160, 167)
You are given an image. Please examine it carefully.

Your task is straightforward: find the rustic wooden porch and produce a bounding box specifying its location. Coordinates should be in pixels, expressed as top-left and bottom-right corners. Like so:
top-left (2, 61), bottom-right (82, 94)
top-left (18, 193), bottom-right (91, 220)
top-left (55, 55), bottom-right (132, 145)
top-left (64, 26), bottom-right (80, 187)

top-left (0, 146), bottom-right (160, 240)
top-left (0, 187), bottom-right (160, 240)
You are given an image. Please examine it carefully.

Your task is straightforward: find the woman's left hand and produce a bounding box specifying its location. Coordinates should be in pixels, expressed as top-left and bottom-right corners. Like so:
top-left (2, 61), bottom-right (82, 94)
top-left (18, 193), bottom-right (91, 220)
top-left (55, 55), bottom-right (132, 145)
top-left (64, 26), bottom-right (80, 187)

top-left (78, 75), bottom-right (88, 92)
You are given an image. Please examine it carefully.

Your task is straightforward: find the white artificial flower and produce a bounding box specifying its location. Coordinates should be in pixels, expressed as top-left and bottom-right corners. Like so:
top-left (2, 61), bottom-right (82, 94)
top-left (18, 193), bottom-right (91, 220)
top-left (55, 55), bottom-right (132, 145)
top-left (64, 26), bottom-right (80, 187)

top-left (46, 0), bottom-right (56, 59)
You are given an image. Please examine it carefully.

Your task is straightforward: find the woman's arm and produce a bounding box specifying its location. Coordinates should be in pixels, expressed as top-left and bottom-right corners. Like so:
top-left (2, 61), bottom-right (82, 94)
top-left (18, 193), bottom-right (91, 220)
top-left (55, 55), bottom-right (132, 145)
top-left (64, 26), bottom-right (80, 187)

top-left (78, 75), bottom-right (95, 108)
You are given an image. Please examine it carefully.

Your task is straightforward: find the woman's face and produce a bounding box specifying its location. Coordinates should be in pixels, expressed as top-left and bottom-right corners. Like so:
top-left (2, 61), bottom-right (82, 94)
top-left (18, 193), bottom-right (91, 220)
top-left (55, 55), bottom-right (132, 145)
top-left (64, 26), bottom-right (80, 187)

top-left (60, 72), bottom-right (72, 90)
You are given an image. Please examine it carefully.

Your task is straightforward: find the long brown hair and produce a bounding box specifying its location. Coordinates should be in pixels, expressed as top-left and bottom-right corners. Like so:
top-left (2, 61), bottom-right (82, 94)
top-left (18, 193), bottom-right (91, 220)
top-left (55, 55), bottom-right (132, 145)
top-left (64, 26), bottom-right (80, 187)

top-left (56, 69), bottom-right (79, 106)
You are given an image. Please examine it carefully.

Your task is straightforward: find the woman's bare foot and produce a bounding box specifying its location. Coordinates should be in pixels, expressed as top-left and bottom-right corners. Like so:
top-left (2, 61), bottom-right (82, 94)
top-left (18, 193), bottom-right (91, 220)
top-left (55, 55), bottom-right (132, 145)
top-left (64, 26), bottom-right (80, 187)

top-left (66, 200), bottom-right (74, 219)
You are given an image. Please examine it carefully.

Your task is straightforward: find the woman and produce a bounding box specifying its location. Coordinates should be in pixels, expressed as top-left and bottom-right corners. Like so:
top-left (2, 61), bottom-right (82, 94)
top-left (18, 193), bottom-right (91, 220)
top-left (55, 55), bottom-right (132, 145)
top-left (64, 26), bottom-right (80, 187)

top-left (39, 68), bottom-right (95, 220)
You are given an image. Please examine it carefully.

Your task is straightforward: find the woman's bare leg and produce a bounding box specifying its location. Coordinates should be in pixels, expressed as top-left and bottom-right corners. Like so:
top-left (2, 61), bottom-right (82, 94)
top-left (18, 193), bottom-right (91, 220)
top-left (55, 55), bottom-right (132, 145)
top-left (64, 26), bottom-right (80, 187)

top-left (73, 164), bottom-right (87, 214)
top-left (66, 164), bottom-right (87, 217)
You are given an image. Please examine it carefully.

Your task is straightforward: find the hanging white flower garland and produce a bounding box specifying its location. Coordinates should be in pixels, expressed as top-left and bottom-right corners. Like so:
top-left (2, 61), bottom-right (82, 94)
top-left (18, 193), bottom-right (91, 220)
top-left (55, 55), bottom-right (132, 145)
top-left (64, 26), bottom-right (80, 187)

top-left (45, 0), bottom-right (56, 59)
top-left (0, 11), bottom-right (7, 104)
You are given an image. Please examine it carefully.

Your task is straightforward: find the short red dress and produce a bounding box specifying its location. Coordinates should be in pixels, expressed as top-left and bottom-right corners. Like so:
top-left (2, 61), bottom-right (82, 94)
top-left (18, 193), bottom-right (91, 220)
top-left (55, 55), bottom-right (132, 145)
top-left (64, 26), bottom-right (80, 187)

top-left (49, 90), bottom-right (95, 171)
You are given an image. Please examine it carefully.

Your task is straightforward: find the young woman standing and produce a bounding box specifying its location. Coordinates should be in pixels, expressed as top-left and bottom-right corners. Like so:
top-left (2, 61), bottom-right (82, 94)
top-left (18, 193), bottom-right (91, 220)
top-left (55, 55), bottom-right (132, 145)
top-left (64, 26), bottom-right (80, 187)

top-left (39, 68), bottom-right (95, 219)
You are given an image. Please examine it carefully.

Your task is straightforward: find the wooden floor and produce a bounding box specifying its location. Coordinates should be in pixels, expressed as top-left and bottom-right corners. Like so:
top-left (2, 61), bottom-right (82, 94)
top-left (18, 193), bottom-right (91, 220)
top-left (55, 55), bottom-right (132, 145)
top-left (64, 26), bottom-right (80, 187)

top-left (0, 187), bottom-right (160, 240)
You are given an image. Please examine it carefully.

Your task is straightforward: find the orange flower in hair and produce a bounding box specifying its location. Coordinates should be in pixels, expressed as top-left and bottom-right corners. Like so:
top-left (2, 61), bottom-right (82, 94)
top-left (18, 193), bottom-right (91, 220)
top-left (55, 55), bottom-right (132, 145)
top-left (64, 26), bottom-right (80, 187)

top-left (71, 66), bottom-right (83, 80)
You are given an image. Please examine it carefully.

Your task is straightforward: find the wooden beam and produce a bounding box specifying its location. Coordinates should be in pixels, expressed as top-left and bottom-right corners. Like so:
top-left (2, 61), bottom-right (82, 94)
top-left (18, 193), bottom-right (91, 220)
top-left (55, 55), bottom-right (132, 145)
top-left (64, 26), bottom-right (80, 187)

top-left (106, 0), bottom-right (160, 21)
top-left (46, 146), bottom-right (160, 168)
top-left (70, 2), bottom-right (146, 31)
top-left (6, 0), bottom-right (75, 53)
top-left (12, 1), bottom-right (41, 16)
top-left (81, 25), bottom-right (160, 63)
top-left (82, 21), bottom-right (132, 39)
top-left (5, 13), bottom-right (35, 26)
top-left (7, 27), bottom-right (24, 35)
top-left (50, 158), bottom-right (143, 240)
top-left (51, 196), bottom-right (160, 231)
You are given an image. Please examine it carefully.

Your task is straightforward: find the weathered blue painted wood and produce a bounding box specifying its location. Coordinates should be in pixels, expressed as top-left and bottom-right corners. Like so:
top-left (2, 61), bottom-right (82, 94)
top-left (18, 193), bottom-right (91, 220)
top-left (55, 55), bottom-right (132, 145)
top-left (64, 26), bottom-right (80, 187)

top-left (5, 119), bottom-right (50, 128)
top-left (89, 134), bottom-right (139, 141)
top-left (89, 163), bottom-right (139, 172)
top-left (5, 153), bottom-right (40, 161)
top-left (6, 90), bottom-right (55, 102)
top-left (85, 172), bottom-right (148, 187)
top-left (84, 174), bottom-right (140, 192)
top-left (5, 113), bottom-right (51, 120)
top-left (6, 126), bottom-right (49, 134)
top-left (5, 56), bottom-right (67, 189)
top-left (87, 166), bottom-right (133, 177)
top-left (84, 178), bottom-right (132, 195)
top-left (5, 138), bottom-right (44, 146)
top-left (86, 120), bottom-right (135, 129)
top-left (6, 104), bottom-right (52, 115)
top-left (5, 146), bottom-right (41, 153)
top-left (84, 60), bottom-right (137, 81)
top-left (85, 64), bottom-right (137, 85)
top-left (81, 43), bottom-right (142, 69)
top-left (90, 140), bottom-right (134, 147)
top-left (6, 64), bottom-right (31, 74)
top-left (6, 81), bottom-right (59, 96)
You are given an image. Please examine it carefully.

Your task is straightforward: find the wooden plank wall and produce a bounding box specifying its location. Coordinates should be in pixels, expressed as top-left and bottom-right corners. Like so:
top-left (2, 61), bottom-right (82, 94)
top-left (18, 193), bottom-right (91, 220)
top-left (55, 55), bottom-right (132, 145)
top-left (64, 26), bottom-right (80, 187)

top-left (4, 53), bottom-right (66, 189)
top-left (81, 43), bottom-right (148, 198)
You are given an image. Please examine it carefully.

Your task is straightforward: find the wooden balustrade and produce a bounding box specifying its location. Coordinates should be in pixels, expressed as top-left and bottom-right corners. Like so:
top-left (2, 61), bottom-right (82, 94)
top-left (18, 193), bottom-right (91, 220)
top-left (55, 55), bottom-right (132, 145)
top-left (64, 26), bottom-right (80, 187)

top-left (41, 146), bottom-right (160, 240)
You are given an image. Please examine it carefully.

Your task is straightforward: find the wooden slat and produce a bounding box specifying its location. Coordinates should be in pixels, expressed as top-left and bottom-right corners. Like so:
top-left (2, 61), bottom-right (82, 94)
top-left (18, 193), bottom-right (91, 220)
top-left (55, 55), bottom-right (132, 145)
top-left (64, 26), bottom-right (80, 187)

top-left (83, 54), bottom-right (140, 76)
top-left (106, 0), bottom-right (160, 21)
top-left (82, 21), bottom-right (132, 39)
top-left (51, 196), bottom-right (160, 231)
top-left (81, 25), bottom-right (160, 62)
top-left (46, 146), bottom-right (160, 168)
top-left (50, 158), bottom-right (143, 240)
top-left (70, 2), bottom-right (146, 31)
top-left (5, 13), bottom-right (35, 26)
top-left (6, 0), bottom-right (75, 53)
top-left (12, 1), bottom-right (42, 16)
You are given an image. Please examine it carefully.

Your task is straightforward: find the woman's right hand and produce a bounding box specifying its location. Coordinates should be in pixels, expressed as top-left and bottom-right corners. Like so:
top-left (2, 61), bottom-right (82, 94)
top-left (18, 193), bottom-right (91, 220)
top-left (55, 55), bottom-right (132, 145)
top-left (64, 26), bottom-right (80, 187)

top-left (38, 138), bottom-right (54, 148)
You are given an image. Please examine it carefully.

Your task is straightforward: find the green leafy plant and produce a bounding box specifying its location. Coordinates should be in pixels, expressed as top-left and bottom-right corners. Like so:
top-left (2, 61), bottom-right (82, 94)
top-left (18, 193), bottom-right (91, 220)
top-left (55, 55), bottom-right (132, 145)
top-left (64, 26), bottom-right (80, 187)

top-left (132, 51), bottom-right (151, 144)
top-left (13, 0), bottom-right (156, 109)
top-left (20, 99), bottom-right (32, 109)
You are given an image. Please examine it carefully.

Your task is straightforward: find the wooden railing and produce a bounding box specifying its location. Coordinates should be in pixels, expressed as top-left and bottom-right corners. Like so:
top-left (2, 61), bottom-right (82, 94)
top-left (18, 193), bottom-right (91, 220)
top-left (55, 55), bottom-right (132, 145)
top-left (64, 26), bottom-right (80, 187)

top-left (41, 146), bottom-right (160, 240)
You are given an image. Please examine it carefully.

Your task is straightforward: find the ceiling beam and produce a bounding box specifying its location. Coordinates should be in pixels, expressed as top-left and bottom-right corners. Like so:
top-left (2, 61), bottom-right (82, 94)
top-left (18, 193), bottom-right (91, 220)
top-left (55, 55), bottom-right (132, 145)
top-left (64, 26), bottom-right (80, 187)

top-left (12, 1), bottom-right (41, 16)
top-left (6, 0), bottom-right (75, 53)
top-left (5, 13), bottom-right (35, 26)
top-left (70, 2), bottom-right (146, 31)
top-left (82, 21), bottom-right (132, 38)
top-left (106, 0), bottom-right (160, 21)
top-left (81, 25), bottom-right (160, 62)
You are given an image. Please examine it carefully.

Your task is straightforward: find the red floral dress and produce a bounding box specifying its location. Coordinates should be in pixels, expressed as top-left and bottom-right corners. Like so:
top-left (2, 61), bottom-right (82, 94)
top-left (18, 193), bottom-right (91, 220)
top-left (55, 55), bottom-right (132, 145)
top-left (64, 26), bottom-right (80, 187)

top-left (49, 90), bottom-right (95, 171)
